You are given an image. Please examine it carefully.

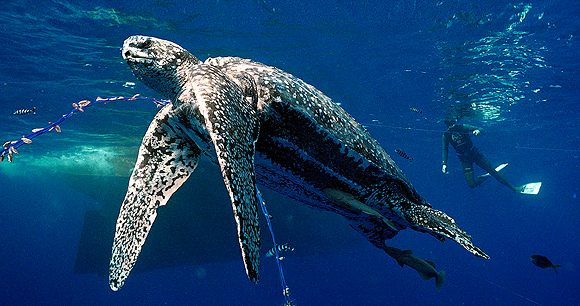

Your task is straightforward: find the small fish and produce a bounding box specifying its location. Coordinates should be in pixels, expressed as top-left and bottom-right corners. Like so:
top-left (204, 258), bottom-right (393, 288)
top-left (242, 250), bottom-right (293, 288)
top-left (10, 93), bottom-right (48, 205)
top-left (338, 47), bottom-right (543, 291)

top-left (409, 107), bottom-right (423, 114)
top-left (48, 122), bottom-right (62, 132)
top-left (21, 137), bottom-right (32, 144)
top-left (266, 243), bottom-right (294, 257)
top-left (78, 100), bottom-right (91, 107)
top-left (3, 140), bottom-right (18, 149)
top-left (72, 102), bottom-right (84, 112)
top-left (13, 107), bottom-right (36, 115)
top-left (395, 149), bottom-right (413, 162)
top-left (530, 255), bottom-right (561, 273)
top-left (95, 96), bottom-right (111, 104)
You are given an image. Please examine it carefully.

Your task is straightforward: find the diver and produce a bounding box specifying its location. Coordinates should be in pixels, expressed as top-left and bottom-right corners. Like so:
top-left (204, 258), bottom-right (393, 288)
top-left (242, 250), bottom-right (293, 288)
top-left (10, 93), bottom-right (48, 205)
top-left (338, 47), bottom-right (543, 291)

top-left (441, 118), bottom-right (519, 193)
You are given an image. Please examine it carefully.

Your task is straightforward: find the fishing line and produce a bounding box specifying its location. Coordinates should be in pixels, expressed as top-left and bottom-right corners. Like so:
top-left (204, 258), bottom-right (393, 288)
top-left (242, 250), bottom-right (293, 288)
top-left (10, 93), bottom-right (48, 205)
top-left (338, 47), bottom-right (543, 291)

top-left (257, 189), bottom-right (295, 306)
top-left (362, 122), bottom-right (579, 155)
top-left (461, 269), bottom-right (544, 306)
top-left (515, 146), bottom-right (580, 153)
top-left (363, 122), bottom-right (443, 133)
top-left (0, 94), bottom-right (170, 161)
top-left (2, 96), bottom-right (297, 304)
top-left (5, 100), bottom-right (571, 160)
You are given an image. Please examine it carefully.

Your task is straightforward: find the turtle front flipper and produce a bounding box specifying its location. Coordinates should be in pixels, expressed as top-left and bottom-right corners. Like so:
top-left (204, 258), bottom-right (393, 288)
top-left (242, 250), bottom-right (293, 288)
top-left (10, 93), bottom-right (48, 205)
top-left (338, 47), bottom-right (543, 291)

top-left (109, 104), bottom-right (201, 291)
top-left (188, 66), bottom-right (261, 283)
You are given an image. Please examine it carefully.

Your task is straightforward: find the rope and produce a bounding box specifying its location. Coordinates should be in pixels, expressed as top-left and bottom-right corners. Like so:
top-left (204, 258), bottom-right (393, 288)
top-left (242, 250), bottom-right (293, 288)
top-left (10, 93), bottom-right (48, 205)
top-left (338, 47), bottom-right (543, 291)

top-left (1, 94), bottom-right (170, 161)
top-left (257, 189), bottom-right (295, 306)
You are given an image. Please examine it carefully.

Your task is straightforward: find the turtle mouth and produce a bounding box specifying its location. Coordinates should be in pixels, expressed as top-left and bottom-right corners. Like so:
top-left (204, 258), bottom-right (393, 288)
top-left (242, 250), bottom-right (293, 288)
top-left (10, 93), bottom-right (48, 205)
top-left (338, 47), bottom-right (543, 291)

top-left (123, 48), bottom-right (154, 64)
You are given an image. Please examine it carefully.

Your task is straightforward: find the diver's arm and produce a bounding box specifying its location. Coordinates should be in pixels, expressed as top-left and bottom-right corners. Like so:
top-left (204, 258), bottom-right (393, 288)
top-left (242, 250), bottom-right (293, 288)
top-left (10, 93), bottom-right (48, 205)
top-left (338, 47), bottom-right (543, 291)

top-left (463, 124), bottom-right (482, 135)
top-left (442, 133), bottom-right (450, 174)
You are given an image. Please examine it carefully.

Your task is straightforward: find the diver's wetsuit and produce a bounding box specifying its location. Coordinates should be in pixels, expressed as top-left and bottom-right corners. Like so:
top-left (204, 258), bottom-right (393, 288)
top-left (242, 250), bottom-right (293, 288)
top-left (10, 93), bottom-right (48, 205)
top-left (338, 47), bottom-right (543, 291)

top-left (442, 124), bottom-right (486, 165)
top-left (442, 124), bottom-right (516, 192)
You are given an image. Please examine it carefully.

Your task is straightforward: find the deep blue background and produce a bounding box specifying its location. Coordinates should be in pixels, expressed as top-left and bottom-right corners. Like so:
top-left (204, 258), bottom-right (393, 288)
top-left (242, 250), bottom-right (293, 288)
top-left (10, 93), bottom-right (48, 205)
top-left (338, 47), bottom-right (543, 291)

top-left (1, 0), bottom-right (578, 305)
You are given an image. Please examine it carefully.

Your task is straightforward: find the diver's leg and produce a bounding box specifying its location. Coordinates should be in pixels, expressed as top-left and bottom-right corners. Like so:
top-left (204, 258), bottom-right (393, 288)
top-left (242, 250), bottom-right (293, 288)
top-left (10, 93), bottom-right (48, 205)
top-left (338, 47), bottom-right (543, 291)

top-left (475, 154), bottom-right (517, 192)
top-left (461, 161), bottom-right (479, 188)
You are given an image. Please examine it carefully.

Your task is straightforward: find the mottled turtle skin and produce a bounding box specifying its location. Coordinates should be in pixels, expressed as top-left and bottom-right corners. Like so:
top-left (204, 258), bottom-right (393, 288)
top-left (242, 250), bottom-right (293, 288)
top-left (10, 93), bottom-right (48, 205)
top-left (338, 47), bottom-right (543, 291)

top-left (109, 35), bottom-right (488, 291)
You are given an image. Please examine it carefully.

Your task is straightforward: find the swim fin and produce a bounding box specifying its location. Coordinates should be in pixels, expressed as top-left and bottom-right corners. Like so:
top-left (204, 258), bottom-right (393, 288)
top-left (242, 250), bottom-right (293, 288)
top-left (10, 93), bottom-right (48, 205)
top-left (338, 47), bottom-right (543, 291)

top-left (518, 182), bottom-right (542, 195)
top-left (482, 163), bottom-right (508, 177)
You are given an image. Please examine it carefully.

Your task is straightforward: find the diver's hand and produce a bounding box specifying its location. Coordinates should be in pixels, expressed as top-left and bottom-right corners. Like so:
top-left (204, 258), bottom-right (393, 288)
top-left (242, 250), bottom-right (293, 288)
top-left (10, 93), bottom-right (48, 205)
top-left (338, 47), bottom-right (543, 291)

top-left (442, 164), bottom-right (448, 174)
top-left (472, 129), bottom-right (481, 135)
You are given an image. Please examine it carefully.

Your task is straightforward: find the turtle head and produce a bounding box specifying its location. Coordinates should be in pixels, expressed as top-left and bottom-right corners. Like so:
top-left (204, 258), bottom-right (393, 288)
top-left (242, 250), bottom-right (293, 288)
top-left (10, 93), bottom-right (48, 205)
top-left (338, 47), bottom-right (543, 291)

top-left (122, 36), bottom-right (200, 100)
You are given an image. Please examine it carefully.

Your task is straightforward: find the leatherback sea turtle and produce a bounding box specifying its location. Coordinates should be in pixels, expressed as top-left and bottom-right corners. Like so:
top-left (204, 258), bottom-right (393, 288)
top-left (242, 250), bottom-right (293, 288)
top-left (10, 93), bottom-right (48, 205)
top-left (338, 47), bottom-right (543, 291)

top-left (109, 35), bottom-right (489, 290)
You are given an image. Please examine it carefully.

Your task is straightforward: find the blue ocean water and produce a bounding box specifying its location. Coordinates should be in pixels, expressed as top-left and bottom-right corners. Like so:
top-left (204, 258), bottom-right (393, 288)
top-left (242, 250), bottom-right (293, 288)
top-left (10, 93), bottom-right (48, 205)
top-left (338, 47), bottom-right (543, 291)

top-left (1, 0), bottom-right (578, 305)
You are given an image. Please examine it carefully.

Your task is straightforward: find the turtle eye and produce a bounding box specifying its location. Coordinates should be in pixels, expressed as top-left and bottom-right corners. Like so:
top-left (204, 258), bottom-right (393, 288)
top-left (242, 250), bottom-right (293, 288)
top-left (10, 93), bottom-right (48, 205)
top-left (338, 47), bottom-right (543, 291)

top-left (137, 39), bottom-right (153, 49)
